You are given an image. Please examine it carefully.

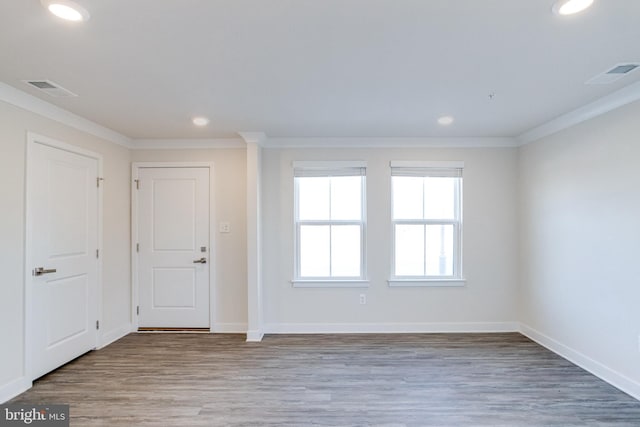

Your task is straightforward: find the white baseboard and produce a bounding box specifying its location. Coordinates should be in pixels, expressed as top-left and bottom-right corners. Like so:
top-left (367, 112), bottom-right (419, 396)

top-left (211, 323), bottom-right (247, 333)
top-left (246, 329), bottom-right (264, 342)
top-left (98, 323), bottom-right (132, 349)
top-left (263, 321), bottom-right (519, 334)
top-left (519, 323), bottom-right (640, 401)
top-left (0, 377), bottom-right (31, 404)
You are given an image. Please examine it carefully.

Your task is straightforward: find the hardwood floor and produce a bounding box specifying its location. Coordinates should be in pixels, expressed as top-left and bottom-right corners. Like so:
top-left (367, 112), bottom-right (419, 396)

top-left (10, 333), bottom-right (640, 426)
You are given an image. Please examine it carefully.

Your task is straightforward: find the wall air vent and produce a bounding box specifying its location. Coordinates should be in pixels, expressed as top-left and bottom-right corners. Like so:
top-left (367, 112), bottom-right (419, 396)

top-left (585, 63), bottom-right (640, 85)
top-left (22, 79), bottom-right (78, 97)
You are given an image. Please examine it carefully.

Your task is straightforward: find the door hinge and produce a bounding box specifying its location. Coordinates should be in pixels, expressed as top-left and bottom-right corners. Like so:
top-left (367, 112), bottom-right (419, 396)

top-left (97, 177), bottom-right (104, 188)
top-left (96, 320), bottom-right (99, 330)
top-left (136, 243), bottom-right (139, 252)
top-left (134, 179), bottom-right (140, 190)
top-left (136, 306), bottom-right (139, 316)
top-left (96, 249), bottom-right (99, 259)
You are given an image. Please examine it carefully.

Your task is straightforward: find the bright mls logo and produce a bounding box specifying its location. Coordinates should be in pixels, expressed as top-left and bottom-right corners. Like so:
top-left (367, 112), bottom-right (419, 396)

top-left (0, 405), bottom-right (69, 426)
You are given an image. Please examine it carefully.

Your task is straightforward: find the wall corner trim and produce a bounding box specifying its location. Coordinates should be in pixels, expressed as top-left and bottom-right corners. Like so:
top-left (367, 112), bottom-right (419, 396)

top-left (0, 82), bottom-right (132, 148)
top-left (246, 330), bottom-right (264, 342)
top-left (519, 323), bottom-right (640, 402)
top-left (238, 132), bottom-right (267, 146)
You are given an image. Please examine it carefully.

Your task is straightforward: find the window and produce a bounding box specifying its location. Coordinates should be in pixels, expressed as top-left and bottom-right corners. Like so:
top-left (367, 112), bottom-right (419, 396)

top-left (293, 162), bottom-right (366, 284)
top-left (390, 161), bottom-right (463, 284)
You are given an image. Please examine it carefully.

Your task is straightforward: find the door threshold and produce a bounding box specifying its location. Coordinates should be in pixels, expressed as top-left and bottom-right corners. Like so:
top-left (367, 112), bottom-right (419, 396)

top-left (138, 327), bottom-right (210, 333)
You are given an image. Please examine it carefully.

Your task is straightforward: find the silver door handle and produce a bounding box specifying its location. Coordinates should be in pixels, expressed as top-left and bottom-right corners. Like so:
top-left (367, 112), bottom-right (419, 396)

top-left (33, 267), bottom-right (57, 276)
top-left (193, 258), bottom-right (207, 264)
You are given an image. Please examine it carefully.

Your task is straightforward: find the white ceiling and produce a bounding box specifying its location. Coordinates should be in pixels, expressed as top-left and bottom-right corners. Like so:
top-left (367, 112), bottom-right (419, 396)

top-left (1, 0), bottom-right (639, 141)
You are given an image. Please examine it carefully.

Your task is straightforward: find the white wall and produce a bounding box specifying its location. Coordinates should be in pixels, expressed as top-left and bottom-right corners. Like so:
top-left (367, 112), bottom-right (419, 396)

top-left (518, 100), bottom-right (640, 398)
top-left (261, 147), bottom-right (519, 332)
top-left (130, 149), bottom-right (248, 331)
top-left (0, 100), bottom-right (131, 400)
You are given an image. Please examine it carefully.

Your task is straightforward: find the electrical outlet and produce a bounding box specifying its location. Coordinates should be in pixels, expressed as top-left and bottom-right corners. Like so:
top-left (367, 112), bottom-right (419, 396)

top-left (359, 294), bottom-right (366, 305)
top-left (219, 222), bottom-right (230, 233)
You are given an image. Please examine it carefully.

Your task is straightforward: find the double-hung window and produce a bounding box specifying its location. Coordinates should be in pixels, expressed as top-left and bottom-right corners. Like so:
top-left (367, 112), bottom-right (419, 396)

top-left (390, 161), bottom-right (463, 284)
top-left (293, 162), bottom-right (366, 284)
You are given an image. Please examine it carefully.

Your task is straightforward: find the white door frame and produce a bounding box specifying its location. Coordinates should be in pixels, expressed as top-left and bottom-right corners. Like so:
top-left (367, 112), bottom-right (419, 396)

top-left (24, 132), bottom-right (104, 380)
top-left (131, 162), bottom-right (216, 331)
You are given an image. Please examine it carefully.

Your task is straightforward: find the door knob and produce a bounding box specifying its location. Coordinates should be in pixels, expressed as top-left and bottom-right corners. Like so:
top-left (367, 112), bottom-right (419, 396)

top-left (193, 258), bottom-right (207, 264)
top-left (33, 267), bottom-right (57, 276)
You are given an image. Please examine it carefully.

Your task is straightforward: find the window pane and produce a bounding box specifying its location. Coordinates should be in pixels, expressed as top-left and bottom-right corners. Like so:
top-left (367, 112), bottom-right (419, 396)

top-left (425, 224), bottom-right (454, 276)
top-left (300, 225), bottom-right (330, 277)
top-left (392, 177), bottom-right (423, 220)
top-left (394, 224), bottom-right (425, 276)
top-left (331, 225), bottom-right (361, 277)
top-left (330, 176), bottom-right (362, 220)
top-left (424, 177), bottom-right (456, 220)
top-left (298, 177), bottom-right (329, 220)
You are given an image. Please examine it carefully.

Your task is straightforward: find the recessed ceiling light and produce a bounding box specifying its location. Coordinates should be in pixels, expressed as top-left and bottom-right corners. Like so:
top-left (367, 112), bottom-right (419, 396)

top-left (41, 0), bottom-right (90, 22)
top-left (437, 116), bottom-right (454, 126)
top-left (192, 117), bottom-right (210, 127)
top-left (552, 0), bottom-right (594, 16)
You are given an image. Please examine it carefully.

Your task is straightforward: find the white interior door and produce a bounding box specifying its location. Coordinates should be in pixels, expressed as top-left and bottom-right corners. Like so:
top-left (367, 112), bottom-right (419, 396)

top-left (27, 140), bottom-right (99, 380)
top-left (137, 167), bottom-right (210, 328)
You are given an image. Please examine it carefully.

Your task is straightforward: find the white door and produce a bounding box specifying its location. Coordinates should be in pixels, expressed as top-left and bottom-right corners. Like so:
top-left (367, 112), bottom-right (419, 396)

top-left (137, 167), bottom-right (210, 328)
top-left (27, 140), bottom-right (99, 380)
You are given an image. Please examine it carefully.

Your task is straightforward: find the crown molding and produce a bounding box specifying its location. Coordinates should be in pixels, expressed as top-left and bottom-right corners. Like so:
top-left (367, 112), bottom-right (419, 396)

top-left (0, 82), bottom-right (132, 148)
top-left (131, 138), bottom-right (245, 150)
top-left (238, 132), bottom-right (267, 146)
top-left (517, 80), bottom-right (640, 145)
top-left (128, 135), bottom-right (518, 150)
top-left (263, 136), bottom-right (518, 149)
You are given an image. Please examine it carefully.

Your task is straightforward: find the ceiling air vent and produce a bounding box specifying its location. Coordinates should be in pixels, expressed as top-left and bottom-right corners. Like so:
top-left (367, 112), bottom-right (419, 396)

top-left (23, 79), bottom-right (78, 97)
top-left (586, 63), bottom-right (640, 85)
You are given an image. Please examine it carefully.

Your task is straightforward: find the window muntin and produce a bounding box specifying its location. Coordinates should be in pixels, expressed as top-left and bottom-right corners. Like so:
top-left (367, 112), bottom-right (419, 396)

top-left (294, 166), bottom-right (366, 280)
top-left (391, 164), bottom-right (462, 280)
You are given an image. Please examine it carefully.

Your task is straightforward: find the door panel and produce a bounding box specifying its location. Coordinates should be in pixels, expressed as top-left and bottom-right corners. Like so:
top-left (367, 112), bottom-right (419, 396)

top-left (28, 141), bottom-right (99, 380)
top-left (137, 167), bottom-right (210, 328)
top-left (45, 275), bottom-right (89, 346)
top-left (152, 179), bottom-right (197, 251)
top-left (48, 160), bottom-right (89, 256)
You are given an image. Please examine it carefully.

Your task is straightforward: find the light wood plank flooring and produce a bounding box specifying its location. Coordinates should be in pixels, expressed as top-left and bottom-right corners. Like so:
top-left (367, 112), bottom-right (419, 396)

top-left (10, 333), bottom-right (640, 426)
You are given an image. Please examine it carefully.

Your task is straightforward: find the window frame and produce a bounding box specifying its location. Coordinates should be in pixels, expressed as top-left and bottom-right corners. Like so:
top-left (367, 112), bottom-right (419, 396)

top-left (389, 161), bottom-right (465, 287)
top-left (292, 161), bottom-right (368, 287)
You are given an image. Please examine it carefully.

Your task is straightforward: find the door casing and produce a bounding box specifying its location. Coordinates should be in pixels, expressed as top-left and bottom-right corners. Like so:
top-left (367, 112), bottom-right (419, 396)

top-left (131, 162), bottom-right (216, 331)
top-left (24, 132), bottom-right (103, 381)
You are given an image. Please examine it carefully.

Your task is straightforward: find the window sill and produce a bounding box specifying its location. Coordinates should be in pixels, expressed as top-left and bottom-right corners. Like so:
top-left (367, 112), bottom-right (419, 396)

top-left (292, 280), bottom-right (370, 288)
top-left (388, 278), bottom-right (466, 287)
